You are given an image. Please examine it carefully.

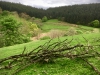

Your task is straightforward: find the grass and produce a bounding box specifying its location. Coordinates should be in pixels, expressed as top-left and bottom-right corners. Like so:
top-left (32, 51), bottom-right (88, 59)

top-left (0, 33), bottom-right (100, 75)
top-left (41, 19), bottom-right (70, 32)
top-left (0, 40), bottom-right (47, 59)
top-left (0, 33), bottom-right (100, 59)
top-left (0, 19), bottom-right (100, 75)
top-left (14, 58), bottom-right (97, 75)
top-left (41, 19), bottom-right (97, 34)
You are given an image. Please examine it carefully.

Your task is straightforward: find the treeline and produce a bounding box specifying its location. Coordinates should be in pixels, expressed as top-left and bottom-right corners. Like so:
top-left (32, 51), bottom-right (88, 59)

top-left (0, 1), bottom-right (45, 18)
top-left (47, 4), bottom-right (100, 25)
top-left (0, 1), bottom-right (100, 26)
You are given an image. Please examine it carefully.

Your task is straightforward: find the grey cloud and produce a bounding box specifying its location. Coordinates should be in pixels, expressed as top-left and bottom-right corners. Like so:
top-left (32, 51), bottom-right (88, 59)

top-left (1, 0), bottom-right (100, 9)
top-left (95, 0), bottom-right (100, 2)
top-left (42, 0), bottom-right (100, 6)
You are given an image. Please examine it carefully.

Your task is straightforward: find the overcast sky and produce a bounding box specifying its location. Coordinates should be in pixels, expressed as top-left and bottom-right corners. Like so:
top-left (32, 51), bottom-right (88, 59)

top-left (1, 0), bottom-right (100, 9)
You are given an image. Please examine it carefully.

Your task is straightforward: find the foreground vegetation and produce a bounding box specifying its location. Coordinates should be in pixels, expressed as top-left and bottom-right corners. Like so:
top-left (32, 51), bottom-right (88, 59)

top-left (0, 33), bottom-right (100, 75)
top-left (0, 8), bottom-right (100, 75)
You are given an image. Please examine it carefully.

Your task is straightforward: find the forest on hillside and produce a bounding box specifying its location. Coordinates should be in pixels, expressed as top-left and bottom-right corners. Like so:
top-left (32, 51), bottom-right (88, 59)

top-left (0, 1), bottom-right (100, 27)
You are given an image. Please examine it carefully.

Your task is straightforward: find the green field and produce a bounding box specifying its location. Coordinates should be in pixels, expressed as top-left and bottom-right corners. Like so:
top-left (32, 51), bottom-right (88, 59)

top-left (41, 20), bottom-right (69, 31)
top-left (0, 19), bottom-right (100, 75)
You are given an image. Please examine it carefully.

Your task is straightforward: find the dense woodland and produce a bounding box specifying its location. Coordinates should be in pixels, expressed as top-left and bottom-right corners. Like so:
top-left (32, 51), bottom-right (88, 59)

top-left (0, 1), bottom-right (100, 26)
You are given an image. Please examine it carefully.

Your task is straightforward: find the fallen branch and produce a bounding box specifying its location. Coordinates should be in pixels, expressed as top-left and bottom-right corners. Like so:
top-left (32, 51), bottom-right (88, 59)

top-left (82, 58), bottom-right (100, 75)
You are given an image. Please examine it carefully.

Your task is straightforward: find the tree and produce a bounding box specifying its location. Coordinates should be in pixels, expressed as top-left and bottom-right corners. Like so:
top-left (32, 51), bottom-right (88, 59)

top-left (42, 16), bottom-right (48, 22)
top-left (89, 20), bottom-right (100, 27)
top-left (0, 16), bottom-right (28, 47)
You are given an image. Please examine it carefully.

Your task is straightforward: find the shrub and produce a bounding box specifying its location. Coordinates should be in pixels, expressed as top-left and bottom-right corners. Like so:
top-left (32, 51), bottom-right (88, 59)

top-left (58, 17), bottom-right (65, 21)
top-left (89, 20), bottom-right (100, 27)
top-left (1, 10), bottom-right (9, 16)
top-left (33, 18), bottom-right (43, 29)
top-left (33, 29), bottom-right (42, 39)
top-left (11, 11), bottom-right (19, 18)
top-left (85, 31), bottom-right (91, 34)
top-left (76, 30), bottom-right (83, 34)
top-left (19, 13), bottom-right (31, 20)
top-left (28, 22), bottom-right (41, 36)
top-left (42, 16), bottom-right (48, 22)
top-left (19, 22), bottom-right (39, 37)
top-left (40, 36), bottom-right (50, 40)
top-left (66, 27), bottom-right (77, 36)
top-left (48, 29), bottom-right (66, 39)
top-left (30, 17), bottom-right (35, 22)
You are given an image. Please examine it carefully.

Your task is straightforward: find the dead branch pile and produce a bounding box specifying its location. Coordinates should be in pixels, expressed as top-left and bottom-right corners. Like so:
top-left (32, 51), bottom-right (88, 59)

top-left (0, 38), bottom-right (100, 75)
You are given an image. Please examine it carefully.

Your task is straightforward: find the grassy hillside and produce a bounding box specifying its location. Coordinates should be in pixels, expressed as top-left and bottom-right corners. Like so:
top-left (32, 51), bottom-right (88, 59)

top-left (0, 33), bottom-right (100, 75)
top-left (39, 19), bottom-right (100, 40)
top-left (0, 19), bottom-right (100, 75)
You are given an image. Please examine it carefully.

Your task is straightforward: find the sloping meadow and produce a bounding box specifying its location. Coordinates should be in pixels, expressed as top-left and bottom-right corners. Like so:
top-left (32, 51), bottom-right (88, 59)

top-left (0, 33), bottom-right (100, 75)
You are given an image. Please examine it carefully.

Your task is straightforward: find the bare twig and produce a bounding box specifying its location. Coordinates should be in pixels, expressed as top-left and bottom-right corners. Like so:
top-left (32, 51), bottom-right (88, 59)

top-left (82, 58), bottom-right (100, 75)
